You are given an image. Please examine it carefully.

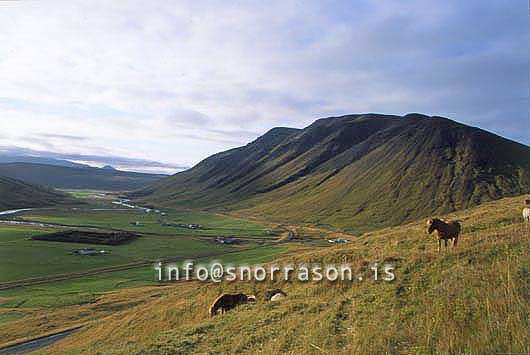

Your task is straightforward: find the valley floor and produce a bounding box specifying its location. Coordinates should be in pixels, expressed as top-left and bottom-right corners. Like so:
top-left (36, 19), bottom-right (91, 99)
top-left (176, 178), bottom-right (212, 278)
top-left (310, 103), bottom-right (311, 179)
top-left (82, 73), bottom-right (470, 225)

top-left (0, 195), bottom-right (529, 354)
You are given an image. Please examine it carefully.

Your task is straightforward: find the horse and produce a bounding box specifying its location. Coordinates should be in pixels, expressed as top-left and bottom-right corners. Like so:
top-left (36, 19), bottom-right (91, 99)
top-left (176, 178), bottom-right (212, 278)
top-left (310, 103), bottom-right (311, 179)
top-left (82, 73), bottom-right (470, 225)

top-left (209, 293), bottom-right (256, 317)
top-left (427, 218), bottom-right (461, 253)
top-left (523, 208), bottom-right (530, 222)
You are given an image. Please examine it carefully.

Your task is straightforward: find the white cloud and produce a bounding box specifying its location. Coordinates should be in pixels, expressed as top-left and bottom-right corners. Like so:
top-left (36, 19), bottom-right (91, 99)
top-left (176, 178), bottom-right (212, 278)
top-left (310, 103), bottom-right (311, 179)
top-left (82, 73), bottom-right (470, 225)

top-left (0, 0), bottom-right (527, 172)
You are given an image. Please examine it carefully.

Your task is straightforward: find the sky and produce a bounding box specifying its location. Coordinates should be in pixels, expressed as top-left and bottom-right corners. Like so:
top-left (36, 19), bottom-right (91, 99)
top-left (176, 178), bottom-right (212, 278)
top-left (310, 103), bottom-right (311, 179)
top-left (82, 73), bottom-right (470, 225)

top-left (0, 1), bottom-right (528, 174)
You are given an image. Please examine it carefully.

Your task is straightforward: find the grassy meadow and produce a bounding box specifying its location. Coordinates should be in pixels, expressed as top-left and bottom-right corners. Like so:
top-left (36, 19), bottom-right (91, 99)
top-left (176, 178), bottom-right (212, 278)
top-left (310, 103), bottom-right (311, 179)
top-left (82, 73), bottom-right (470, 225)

top-left (0, 193), bottom-right (297, 347)
top-left (0, 244), bottom-right (290, 309)
top-left (0, 195), bottom-right (525, 354)
top-left (0, 226), bottom-right (231, 283)
top-left (0, 192), bottom-right (284, 283)
top-left (19, 208), bottom-right (273, 238)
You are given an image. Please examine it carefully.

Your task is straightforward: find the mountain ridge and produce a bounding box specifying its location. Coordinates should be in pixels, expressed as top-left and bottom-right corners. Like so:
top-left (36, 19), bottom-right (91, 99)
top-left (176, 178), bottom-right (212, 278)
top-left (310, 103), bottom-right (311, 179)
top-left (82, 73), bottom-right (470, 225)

top-left (0, 175), bottom-right (72, 210)
top-left (0, 163), bottom-right (166, 191)
top-left (134, 113), bottom-right (530, 232)
top-left (0, 155), bottom-right (90, 168)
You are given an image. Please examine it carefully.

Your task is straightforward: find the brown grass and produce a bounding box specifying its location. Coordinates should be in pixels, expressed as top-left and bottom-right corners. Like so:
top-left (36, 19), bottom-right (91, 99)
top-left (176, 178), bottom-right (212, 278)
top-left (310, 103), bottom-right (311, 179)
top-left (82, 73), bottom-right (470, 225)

top-left (2, 196), bottom-right (530, 354)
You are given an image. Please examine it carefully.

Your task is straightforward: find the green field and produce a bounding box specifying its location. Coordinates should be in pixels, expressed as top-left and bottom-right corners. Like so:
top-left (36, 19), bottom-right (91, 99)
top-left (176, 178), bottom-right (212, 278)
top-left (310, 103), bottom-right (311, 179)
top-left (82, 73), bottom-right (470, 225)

top-left (19, 208), bottom-right (273, 237)
top-left (0, 311), bottom-right (24, 324)
top-left (0, 195), bottom-right (289, 306)
top-left (0, 195), bottom-right (284, 283)
top-left (63, 190), bottom-right (108, 199)
top-left (0, 225), bottom-right (232, 283)
top-left (0, 245), bottom-right (288, 309)
top-left (28, 195), bottom-right (527, 355)
top-left (0, 193), bottom-right (298, 347)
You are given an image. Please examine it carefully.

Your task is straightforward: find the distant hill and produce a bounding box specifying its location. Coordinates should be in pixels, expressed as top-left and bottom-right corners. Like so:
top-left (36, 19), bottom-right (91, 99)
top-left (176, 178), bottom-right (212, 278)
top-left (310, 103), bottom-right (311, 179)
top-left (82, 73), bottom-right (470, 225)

top-left (0, 175), bottom-right (71, 210)
top-left (0, 163), bottom-right (166, 191)
top-left (134, 113), bottom-right (530, 232)
top-left (0, 155), bottom-right (90, 168)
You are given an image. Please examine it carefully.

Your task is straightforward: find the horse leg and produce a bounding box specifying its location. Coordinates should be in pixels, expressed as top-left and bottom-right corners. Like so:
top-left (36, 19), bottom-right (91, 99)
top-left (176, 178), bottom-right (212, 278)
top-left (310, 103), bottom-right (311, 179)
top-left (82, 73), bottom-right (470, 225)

top-left (438, 239), bottom-right (441, 254)
top-left (444, 239), bottom-right (448, 252)
top-left (453, 237), bottom-right (458, 248)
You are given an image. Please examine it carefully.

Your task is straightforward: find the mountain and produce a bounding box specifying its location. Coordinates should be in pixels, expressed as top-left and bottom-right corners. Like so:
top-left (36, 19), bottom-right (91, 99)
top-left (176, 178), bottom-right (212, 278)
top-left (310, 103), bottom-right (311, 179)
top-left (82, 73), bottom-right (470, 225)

top-left (134, 113), bottom-right (530, 232)
top-left (0, 175), bottom-right (71, 210)
top-left (0, 163), bottom-right (166, 191)
top-left (0, 155), bottom-right (90, 168)
top-left (102, 165), bottom-right (117, 170)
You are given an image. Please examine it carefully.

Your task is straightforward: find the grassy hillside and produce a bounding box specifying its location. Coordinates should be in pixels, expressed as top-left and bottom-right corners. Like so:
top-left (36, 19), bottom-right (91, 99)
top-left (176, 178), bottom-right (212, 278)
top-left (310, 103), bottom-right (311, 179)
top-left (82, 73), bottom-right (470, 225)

top-left (0, 163), bottom-right (165, 191)
top-left (0, 175), bottom-right (71, 210)
top-left (135, 114), bottom-right (530, 233)
top-left (5, 195), bottom-right (529, 354)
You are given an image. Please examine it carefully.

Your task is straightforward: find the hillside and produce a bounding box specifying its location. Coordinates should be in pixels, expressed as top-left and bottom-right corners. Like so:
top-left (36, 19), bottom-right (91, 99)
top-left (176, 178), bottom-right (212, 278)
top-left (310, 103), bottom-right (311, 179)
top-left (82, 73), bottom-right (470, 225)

top-left (0, 175), bottom-right (71, 210)
top-left (0, 163), bottom-right (166, 191)
top-left (135, 113), bottom-right (530, 232)
top-left (8, 195), bottom-right (529, 354)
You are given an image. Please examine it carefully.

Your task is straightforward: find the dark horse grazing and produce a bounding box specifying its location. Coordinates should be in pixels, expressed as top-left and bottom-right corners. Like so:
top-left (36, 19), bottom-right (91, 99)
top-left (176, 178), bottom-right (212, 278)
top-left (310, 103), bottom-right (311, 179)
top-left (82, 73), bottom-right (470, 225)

top-left (209, 293), bottom-right (256, 317)
top-left (427, 218), bottom-right (461, 253)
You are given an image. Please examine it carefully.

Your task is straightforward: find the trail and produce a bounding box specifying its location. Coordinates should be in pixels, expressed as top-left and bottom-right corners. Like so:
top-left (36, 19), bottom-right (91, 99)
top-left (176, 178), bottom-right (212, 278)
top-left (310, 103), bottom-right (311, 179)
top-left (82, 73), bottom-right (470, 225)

top-left (0, 326), bottom-right (82, 355)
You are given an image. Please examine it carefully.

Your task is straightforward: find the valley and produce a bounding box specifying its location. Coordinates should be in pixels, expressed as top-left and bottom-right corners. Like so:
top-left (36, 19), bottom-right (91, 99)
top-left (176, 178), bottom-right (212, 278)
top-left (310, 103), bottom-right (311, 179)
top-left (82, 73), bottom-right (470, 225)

top-left (0, 191), bottom-right (306, 285)
top-left (0, 186), bottom-right (335, 354)
top-left (2, 1), bottom-right (529, 353)
top-left (0, 114), bottom-right (528, 355)
top-left (0, 195), bottom-right (527, 354)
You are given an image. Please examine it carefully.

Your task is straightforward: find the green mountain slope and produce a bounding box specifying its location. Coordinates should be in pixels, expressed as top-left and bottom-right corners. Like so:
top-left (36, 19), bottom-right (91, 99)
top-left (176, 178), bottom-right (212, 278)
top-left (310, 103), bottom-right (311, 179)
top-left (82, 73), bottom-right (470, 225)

top-left (0, 163), bottom-right (166, 191)
top-left (135, 114), bottom-right (530, 232)
top-left (0, 175), bottom-right (70, 210)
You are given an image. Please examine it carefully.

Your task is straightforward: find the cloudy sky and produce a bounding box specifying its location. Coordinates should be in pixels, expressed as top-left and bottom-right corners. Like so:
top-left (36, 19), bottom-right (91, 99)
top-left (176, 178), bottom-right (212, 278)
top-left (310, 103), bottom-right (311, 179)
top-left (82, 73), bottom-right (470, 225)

top-left (0, 1), bottom-right (528, 174)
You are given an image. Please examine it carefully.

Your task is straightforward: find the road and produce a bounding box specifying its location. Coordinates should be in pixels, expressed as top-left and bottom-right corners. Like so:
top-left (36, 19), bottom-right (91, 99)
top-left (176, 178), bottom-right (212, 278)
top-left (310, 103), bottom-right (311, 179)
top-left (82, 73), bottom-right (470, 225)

top-left (0, 327), bottom-right (83, 355)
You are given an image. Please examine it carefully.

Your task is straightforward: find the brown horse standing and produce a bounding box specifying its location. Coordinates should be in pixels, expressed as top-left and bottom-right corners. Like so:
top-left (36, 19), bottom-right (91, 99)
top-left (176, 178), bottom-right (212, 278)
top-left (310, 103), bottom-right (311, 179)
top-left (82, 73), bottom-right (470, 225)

top-left (427, 218), bottom-right (461, 253)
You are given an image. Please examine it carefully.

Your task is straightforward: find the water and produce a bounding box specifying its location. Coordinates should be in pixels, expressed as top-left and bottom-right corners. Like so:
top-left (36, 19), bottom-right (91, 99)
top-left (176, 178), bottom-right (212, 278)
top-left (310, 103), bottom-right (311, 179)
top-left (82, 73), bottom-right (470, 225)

top-left (0, 208), bottom-right (35, 216)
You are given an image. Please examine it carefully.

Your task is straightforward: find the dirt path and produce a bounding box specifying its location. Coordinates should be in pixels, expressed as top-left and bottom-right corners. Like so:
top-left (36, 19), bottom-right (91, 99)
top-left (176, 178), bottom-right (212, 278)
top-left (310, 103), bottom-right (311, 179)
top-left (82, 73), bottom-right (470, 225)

top-left (213, 210), bottom-right (359, 240)
top-left (0, 326), bottom-right (83, 355)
